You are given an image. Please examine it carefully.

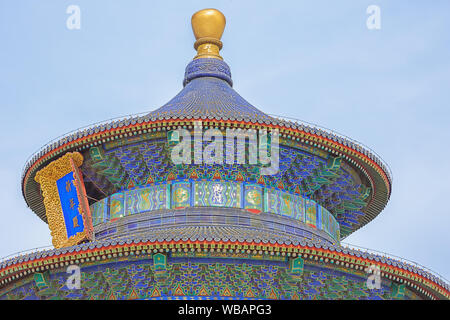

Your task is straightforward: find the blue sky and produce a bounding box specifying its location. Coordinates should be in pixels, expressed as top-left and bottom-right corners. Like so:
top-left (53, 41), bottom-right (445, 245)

top-left (1, 1), bottom-right (449, 281)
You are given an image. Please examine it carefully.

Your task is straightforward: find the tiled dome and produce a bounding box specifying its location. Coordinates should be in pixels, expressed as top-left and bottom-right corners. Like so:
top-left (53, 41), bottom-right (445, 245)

top-left (148, 58), bottom-right (275, 123)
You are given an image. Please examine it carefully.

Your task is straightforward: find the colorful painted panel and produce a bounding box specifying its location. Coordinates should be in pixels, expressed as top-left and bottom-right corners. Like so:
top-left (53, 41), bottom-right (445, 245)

top-left (244, 184), bottom-right (263, 213)
top-left (294, 197), bottom-right (305, 223)
top-left (316, 206), bottom-right (322, 230)
top-left (89, 180), bottom-right (340, 242)
top-left (171, 181), bottom-right (191, 209)
top-left (321, 207), bottom-right (330, 236)
top-left (109, 192), bottom-right (125, 220)
top-left (267, 189), bottom-right (289, 218)
top-left (266, 189), bottom-right (302, 220)
top-left (125, 184), bottom-right (168, 215)
top-left (329, 213), bottom-right (340, 241)
top-left (305, 199), bottom-right (317, 228)
top-left (319, 207), bottom-right (339, 241)
top-left (90, 197), bottom-right (108, 226)
top-left (194, 181), bottom-right (241, 208)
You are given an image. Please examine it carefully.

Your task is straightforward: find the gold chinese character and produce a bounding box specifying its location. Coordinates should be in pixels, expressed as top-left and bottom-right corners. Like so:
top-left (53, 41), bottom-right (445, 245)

top-left (73, 216), bottom-right (79, 228)
top-left (66, 180), bottom-right (72, 192)
top-left (69, 198), bottom-right (76, 209)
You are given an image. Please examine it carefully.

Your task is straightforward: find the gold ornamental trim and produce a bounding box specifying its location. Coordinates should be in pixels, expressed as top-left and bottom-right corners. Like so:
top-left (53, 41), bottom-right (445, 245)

top-left (34, 152), bottom-right (91, 248)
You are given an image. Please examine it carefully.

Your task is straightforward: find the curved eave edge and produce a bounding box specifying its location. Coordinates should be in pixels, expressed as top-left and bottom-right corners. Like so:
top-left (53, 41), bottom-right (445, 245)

top-left (22, 117), bottom-right (392, 229)
top-left (0, 238), bottom-right (447, 299)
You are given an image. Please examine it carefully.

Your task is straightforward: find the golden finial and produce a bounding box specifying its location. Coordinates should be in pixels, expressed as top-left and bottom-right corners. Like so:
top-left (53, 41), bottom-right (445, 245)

top-left (191, 8), bottom-right (226, 60)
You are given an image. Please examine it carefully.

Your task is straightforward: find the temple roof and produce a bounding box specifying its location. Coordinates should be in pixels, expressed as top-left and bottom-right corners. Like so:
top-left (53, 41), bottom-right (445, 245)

top-left (6, 8), bottom-right (449, 301)
top-left (20, 8), bottom-right (392, 240)
top-left (148, 58), bottom-right (275, 123)
top-left (1, 233), bottom-right (448, 294)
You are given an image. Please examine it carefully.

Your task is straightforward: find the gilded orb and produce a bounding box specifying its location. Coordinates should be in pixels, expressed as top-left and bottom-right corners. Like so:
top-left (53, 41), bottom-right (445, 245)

top-left (191, 9), bottom-right (226, 60)
top-left (191, 8), bottom-right (226, 41)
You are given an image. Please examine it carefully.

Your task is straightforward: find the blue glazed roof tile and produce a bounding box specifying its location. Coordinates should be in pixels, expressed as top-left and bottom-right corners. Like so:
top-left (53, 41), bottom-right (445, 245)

top-left (148, 58), bottom-right (275, 123)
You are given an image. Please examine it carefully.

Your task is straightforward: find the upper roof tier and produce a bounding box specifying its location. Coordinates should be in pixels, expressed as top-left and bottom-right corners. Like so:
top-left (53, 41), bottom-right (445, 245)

top-left (21, 9), bottom-right (392, 239)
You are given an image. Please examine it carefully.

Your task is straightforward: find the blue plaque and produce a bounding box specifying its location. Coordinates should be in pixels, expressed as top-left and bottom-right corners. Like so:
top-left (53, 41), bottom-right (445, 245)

top-left (56, 172), bottom-right (85, 238)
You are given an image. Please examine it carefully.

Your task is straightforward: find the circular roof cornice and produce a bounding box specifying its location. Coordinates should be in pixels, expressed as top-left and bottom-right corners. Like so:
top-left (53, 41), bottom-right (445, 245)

top-left (1, 236), bottom-right (448, 298)
top-left (22, 116), bottom-right (392, 234)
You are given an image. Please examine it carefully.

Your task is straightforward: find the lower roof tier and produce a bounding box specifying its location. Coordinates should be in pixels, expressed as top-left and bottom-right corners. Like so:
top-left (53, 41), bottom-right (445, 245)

top-left (0, 255), bottom-right (436, 300)
top-left (0, 234), bottom-right (448, 299)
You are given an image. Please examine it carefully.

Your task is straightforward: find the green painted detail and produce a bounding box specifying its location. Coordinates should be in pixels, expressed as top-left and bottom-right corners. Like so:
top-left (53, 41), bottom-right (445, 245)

top-left (343, 201), bottom-right (363, 210)
top-left (33, 272), bottom-right (49, 290)
top-left (89, 154), bottom-right (127, 190)
top-left (153, 253), bottom-right (167, 271)
top-left (166, 184), bottom-right (171, 209)
top-left (167, 130), bottom-right (180, 146)
top-left (289, 257), bottom-right (304, 275)
top-left (391, 283), bottom-right (406, 299)
top-left (89, 147), bottom-right (104, 161)
top-left (359, 185), bottom-right (371, 200)
top-left (327, 157), bottom-right (342, 171)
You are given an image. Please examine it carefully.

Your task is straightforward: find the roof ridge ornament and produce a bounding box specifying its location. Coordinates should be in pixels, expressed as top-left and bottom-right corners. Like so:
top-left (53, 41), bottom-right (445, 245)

top-left (191, 8), bottom-right (226, 60)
